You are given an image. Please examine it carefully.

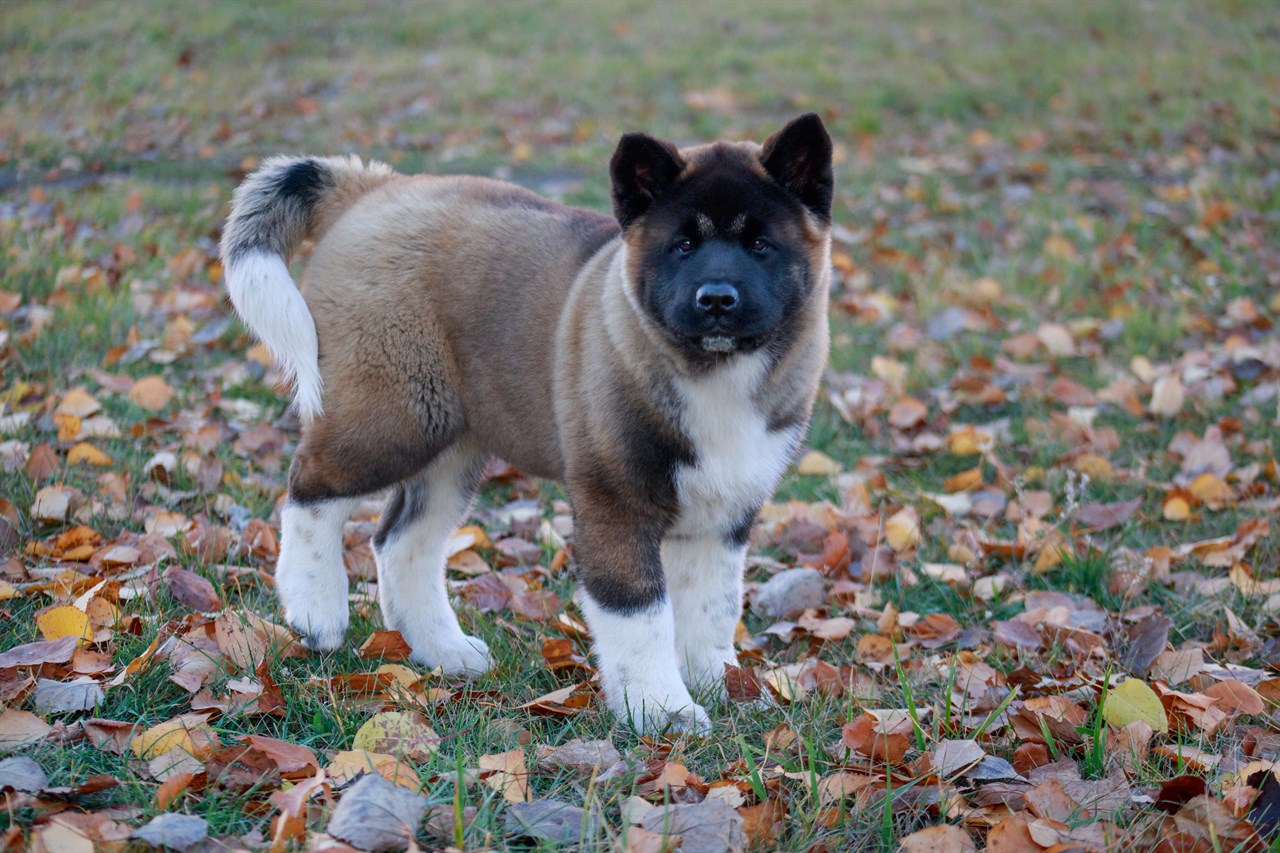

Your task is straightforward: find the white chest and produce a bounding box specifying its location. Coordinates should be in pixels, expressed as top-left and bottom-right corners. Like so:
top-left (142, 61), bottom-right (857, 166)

top-left (672, 355), bottom-right (798, 534)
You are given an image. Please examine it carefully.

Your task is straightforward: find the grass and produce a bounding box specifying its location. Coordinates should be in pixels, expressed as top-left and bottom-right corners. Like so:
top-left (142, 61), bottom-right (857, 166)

top-left (2, 0), bottom-right (1279, 850)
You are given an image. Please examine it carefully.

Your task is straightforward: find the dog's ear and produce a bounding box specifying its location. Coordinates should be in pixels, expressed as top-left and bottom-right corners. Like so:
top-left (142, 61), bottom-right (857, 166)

top-left (761, 113), bottom-right (834, 221)
top-left (610, 133), bottom-right (685, 228)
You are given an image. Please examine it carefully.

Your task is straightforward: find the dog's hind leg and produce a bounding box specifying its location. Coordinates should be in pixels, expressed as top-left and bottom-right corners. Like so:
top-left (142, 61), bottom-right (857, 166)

top-left (372, 441), bottom-right (492, 677)
top-left (276, 495), bottom-right (362, 651)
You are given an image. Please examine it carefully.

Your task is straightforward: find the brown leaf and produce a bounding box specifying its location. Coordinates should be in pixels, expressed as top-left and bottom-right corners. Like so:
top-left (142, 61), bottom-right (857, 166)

top-left (357, 630), bottom-right (413, 661)
top-left (0, 635), bottom-right (79, 668)
top-left (1154, 775), bottom-right (1208, 813)
top-left (1121, 614), bottom-right (1172, 678)
top-left (898, 824), bottom-right (977, 853)
top-left (241, 732), bottom-right (320, 778)
top-left (164, 566), bottom-right (223, 612)
top-left (0, 709), bottom-right (52, 749)
top-left (214, 611), bottom-right (267, 672)
top-left (1075, 497), bottom-right (1142, 531)
top-left (888, 396), bottom-right (928, 429)
top-left (461, 572), bottom-right (513, 612)
top-left (724, 665), bottom-right (762, 703)
top-left (206, 744), bottom-right (279, 792)
top-left (511, 588), bottom-right (560, 622)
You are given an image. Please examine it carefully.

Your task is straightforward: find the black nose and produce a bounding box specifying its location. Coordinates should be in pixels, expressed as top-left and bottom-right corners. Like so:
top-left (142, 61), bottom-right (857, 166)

top-left (695, 282), bottom-right (740, 317)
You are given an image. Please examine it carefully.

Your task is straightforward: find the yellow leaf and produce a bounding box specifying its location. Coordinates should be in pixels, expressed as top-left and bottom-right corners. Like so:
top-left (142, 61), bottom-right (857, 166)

top-left (1163, 494), bottom-right (1192, 521)
top-left (1103, 679), bottom-right (1169, 734)
top-left (326, 749), bottom-right (419, 789)
top-left (53, 412), bottom-right (81, 442)
top-left (943, 467), bottom-right (983, 493)
top-left (1073, 453), bottom-right (1112, 482)
top-left (128, 375), bottom-right (174, 411)
top-left (67, 442), bottom-right (113, 467)
top-left (1187, 473), bottom-right (1232, 509)
top-left (947, 425), bottom-right (992, 457)
top-left (351, 711), bottom-right (439, 761)
top-left (55, 389), bottom-right (101, 418)
top-left (131, 715), bottom-right (216, 760)
top-left (453, 524), bottom-right (491, 550)
top-left (797, 450), bottom-right (841, 476)
top-left (36, 605), bottom-right (93, 644)
top-left (884, 507), bottom-right (920, 552)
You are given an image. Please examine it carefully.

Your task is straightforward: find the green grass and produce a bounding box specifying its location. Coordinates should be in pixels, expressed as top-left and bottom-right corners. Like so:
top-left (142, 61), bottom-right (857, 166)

top-left (2, 0), bottom-right (1279, 850)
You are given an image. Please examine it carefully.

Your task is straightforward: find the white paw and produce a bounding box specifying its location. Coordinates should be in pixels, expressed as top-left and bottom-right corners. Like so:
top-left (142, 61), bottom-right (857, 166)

top-left (620, 695), bottom-right (712, 736)
top-left (609, 680), bottom-right (711, 735)
top-left (283, 597), bottom-right (349, 652)
top-left (410, 633), bottom-right (491, 678)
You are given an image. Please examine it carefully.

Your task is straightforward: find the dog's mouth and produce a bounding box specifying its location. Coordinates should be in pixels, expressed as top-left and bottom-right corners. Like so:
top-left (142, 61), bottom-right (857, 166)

top-left (697, 333), bottom-right (766, 354)
top-left (701, 335), bottom-right (738, 353)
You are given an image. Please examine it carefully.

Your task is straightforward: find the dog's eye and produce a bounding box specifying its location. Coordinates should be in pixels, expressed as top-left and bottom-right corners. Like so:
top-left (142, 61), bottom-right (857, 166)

top-left (673, 238), bottom-right (694, 255)
top-left (749, 237), bottom-right (771, 254)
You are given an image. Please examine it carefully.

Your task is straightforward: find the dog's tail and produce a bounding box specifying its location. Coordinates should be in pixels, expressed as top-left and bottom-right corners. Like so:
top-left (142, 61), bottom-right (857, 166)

top-left (220, 155), bottom-right (394, 422)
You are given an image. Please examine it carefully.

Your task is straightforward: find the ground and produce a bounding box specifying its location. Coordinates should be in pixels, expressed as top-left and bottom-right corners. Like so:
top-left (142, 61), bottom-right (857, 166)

top-left (1, 1), bottom-right (1278, 851)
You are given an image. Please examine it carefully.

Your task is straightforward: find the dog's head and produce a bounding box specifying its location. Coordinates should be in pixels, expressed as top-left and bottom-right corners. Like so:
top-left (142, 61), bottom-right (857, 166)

top-left (610, 113), bottom-right (833, 363)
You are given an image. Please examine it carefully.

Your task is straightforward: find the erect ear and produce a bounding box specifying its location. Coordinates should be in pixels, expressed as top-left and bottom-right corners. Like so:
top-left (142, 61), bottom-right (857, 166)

top-left (610, 133), bottom-right (685, 228)
top-left (761, 113), bottom-right (834, 221)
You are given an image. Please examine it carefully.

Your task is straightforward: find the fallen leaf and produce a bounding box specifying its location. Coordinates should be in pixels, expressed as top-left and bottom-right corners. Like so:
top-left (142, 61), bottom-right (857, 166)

top-left (0, 755), bottom-right (49, 792)
top-left (638, 799), bottom-right (745, 853)
top-left (357, 630), bottom-right (413, 661)
top-left (1150, 374), bottom-right (1184, 417)
top-left (932, 739), bottom-right (986, 778)
top-left (351, 711), bottom-right (440, 762)
top-left (0, 635), bottom-right (79, 668)
top-left (796, 450), bottom-right (841, 476)
top-left (480, 748), bottom-right (530, 803)
top-left (884, 506), bottom-right (920, 552)
top-left (0, 709), bottom-right (51, 749)
top-left (505, 799), bottom-right (600, 846)
top-left (898, 824), bottom-right (977, 852)
top-left (33, 677), bottom-right (104, 715)
top-left (130, 813), bottom-right (207, 852)
top-left (35, 605), bottom-right (93, 644)
top-left (128, 375), bottom-right (174, 410)
top-left (66, 442), bottom-right (113, 467)
top-left (1121, 614), bottom-right (1172, 678)
top-left (1103, 679), bottom-right (1169, 733)
top-left (164, 566), bottom-right (223, 612)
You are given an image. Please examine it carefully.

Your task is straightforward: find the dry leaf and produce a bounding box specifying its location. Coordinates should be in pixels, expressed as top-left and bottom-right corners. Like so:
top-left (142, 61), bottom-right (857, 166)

top-left (480, 748), bottom-right (530, 803)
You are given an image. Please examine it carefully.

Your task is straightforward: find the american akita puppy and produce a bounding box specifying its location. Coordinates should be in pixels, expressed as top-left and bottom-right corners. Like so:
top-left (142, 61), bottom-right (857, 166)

top-left (220, 114), bottom-right (833, 732)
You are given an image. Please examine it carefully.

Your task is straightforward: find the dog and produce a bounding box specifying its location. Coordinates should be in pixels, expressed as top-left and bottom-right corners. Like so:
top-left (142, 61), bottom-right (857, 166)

top-left (220, 114), bottom-right (833, 732)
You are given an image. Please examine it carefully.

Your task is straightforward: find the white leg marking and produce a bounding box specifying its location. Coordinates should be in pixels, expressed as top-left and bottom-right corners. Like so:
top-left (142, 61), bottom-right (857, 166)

top-left (277, 497), bottom-right (360, 650)
top-left (666, 534), bottom-right (745, 697)
top-left (374, 447), bottom-right (490, 677)
top-left (581, 593), bottom-right (709, 734)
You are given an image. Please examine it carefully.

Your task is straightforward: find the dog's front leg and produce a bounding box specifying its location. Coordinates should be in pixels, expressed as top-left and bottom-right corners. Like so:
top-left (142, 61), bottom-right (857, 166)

top-left (573, 508), bottom-right (708, 734)
top-left (665, 532), bottom-right (746, 698)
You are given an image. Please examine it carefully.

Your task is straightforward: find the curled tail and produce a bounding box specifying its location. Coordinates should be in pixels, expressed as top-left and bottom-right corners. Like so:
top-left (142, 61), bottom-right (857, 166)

top-left (220, 155), bottom-right (393, 421)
